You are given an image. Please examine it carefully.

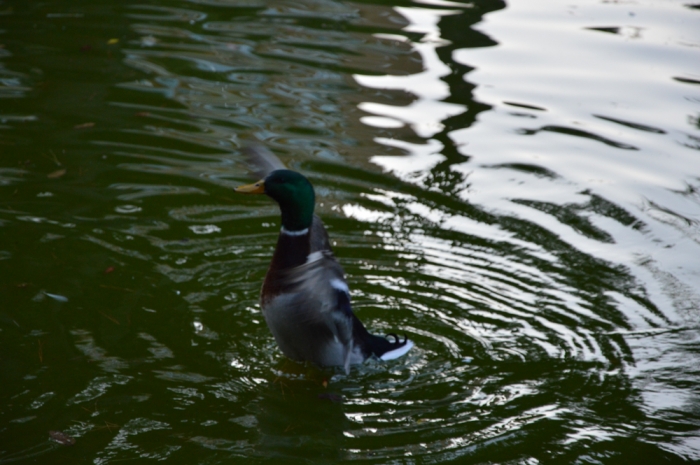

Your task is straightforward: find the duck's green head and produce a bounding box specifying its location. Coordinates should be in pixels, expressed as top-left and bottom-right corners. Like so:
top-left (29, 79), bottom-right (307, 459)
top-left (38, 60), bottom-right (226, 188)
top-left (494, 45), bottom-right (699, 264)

top-left (235, 169), bottom-right (315, 232)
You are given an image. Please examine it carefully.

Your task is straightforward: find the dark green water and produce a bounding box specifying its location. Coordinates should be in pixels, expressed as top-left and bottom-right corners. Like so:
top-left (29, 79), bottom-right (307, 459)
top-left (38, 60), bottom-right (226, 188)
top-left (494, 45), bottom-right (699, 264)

top-left (2, 0), bottom-right (699, 463)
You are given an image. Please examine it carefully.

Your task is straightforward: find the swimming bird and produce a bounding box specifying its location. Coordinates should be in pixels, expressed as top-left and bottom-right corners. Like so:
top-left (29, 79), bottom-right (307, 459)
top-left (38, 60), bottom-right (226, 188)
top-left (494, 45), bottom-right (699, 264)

top-left (235, 148), bottom-right (413, 374)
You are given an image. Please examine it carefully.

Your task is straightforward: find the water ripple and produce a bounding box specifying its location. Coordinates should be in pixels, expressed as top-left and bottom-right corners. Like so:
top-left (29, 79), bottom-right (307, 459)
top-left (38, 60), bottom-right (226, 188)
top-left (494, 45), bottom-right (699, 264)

top-left (1, 0), bottom-right (698, 463)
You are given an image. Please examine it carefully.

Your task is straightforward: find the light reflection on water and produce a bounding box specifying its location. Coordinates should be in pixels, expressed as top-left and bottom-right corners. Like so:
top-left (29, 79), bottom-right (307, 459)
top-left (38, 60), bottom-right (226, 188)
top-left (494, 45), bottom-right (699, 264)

top-left (1, 0), bottom-right (699, 463)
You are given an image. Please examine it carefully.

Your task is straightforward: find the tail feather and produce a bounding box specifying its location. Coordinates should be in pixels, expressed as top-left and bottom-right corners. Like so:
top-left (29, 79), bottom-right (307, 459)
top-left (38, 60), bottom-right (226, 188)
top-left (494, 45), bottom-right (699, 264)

top-left (368, 333), bottom-right (414, 360)
top-left (352, 314), bottom-right (413, 361)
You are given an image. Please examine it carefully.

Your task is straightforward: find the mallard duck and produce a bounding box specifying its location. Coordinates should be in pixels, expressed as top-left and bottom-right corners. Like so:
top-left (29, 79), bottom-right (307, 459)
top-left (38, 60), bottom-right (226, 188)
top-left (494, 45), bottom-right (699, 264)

top-left (235, 147), bottom-right (413, 374)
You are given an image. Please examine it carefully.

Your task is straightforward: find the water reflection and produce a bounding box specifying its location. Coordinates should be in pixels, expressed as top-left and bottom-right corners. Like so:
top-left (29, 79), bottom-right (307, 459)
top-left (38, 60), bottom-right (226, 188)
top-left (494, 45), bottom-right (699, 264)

top-left (355, 7), bottom-right (466, 138)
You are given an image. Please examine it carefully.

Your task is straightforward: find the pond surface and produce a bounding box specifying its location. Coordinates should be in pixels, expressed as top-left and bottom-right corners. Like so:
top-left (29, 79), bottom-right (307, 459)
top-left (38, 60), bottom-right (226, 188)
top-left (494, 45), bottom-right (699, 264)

top-left (1, 0), bottom-right (699, 463)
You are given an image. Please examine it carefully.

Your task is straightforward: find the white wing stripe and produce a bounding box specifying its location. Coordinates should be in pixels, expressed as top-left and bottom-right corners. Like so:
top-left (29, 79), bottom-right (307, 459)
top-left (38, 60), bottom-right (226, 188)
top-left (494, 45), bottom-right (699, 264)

top-left (330, 278), bottom-right (350, 294)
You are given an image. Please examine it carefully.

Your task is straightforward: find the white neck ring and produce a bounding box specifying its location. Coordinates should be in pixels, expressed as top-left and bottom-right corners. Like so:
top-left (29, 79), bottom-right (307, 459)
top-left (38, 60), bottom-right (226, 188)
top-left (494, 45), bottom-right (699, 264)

top-left (281, 226), bottom-right (309, 236)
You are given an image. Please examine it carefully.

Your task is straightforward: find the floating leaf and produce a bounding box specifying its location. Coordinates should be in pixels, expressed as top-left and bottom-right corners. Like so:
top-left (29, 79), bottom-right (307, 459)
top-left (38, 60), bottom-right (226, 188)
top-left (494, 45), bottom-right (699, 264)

top-left (107, 38), bottom-right (119, 45)
top-left (73, 122), bottom-right (95, 129)
top-left (47, 168), bottom-right (66, 179)
top-left (104, 266), bottom-right (115, 274)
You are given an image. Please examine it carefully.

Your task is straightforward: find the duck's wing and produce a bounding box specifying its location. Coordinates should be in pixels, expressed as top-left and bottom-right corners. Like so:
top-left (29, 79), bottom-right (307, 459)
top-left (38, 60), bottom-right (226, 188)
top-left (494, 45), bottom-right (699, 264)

top-left (241, 144), bottom-right (287, 178)
top-left (283, 249), bottom-right (357, 373)
top-left (303, 215), bottom-right (414, 368)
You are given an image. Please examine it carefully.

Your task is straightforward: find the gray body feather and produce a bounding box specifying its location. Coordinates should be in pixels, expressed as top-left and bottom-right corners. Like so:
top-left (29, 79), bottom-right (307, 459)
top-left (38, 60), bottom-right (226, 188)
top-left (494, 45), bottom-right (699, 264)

top-left (261, 216), bottom-right (364, 373)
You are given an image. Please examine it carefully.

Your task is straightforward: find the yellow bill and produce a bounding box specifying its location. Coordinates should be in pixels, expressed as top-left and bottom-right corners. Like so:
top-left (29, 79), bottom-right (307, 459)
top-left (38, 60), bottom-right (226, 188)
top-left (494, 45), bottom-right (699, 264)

top-left (235, 180), bottom-right (265, 194)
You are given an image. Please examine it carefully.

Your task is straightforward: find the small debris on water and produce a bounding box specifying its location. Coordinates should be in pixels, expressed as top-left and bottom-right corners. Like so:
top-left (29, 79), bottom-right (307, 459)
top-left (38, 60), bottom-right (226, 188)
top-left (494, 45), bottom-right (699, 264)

top-left (49, 430), bottom-right (75, 446)
top-left (44, 292), bottom-right (68, 303)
